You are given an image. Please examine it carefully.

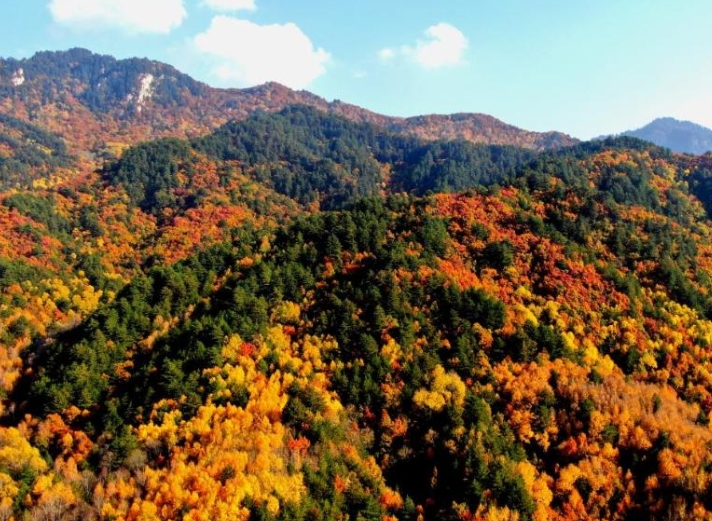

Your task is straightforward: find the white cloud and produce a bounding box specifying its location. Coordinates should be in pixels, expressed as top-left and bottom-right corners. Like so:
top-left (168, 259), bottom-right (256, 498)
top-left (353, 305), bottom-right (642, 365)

top-left (411, 23), bottom-right (468, 68)
top-left (202, 0), bottom-right (255, 11)
top-left (48, 0), bottom-right (186, 34)
top-left (380, 23), bottom-right (468, 69)
top-left (194, 15), bottom-right (330, 89)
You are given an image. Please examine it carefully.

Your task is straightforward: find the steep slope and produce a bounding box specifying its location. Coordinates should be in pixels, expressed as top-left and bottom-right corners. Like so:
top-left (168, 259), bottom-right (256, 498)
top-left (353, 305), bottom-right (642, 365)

top-left (0, 48), bottom-right (577, 158)
top-left (0, 113), bottom-right (74, 187)
top-left (4, 49), bottom-right (712, 519)
top-left (621, 117), bottom-right (712, 154)
top-left (0, 106), bottom-right (537, 407)
top-left (3, 128), bottom-right (712, 519)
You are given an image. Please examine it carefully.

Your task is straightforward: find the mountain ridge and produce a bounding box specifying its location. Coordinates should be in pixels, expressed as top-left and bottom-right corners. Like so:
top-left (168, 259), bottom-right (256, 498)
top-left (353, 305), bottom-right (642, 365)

top-left (0, 48), bottom-right (578, 154)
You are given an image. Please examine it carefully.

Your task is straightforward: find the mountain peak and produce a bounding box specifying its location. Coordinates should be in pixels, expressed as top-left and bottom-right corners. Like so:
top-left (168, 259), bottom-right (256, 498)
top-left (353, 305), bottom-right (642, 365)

top-left (622, 117), bottom-right (712, 154)
top-left (241, 81), bottom-right (293, 95)
top-left (651, 116), bottom-right (682, 123)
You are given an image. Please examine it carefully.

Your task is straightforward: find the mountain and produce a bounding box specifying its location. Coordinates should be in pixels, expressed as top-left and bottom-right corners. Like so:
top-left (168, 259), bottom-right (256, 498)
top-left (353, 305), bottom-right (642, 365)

top-left (5, 48), bottom-right (712, 521)
top-left (6, 132), bottom-right (712, 520)
top-left (0, 48), bottom-right (577, 156)
top-left (621, 117), bottom-right (712, 154)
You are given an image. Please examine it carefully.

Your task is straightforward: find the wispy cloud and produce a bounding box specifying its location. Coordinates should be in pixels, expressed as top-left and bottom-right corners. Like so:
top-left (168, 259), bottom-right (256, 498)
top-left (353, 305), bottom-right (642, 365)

top-left (379, 23), bottom-right (469, 69)
top-left (193, 15), bottom-right (330, 89)
top-left (48, 0), bottom-right (187, 34)
top-left (378, 48), bottom-right (396, 61)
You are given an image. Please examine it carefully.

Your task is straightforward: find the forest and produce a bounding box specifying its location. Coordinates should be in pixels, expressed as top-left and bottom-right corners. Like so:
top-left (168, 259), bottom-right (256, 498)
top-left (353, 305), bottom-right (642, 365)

top-left (1, 102), bottom-right (712, 521)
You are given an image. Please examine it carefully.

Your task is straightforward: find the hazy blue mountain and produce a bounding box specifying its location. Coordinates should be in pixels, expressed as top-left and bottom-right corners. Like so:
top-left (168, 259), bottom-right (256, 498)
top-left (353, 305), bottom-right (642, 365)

top-left (621, 117), bottom-right (712, 154)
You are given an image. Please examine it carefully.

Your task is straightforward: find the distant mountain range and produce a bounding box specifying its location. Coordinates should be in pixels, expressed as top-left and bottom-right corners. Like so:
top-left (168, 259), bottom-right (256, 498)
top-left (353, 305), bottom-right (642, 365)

top-left (5, 48), bottom-right (712, 161)
top-left (0, 48), bottom-right (577, 154)
top-left (618, 117), bottom-right (712, 155)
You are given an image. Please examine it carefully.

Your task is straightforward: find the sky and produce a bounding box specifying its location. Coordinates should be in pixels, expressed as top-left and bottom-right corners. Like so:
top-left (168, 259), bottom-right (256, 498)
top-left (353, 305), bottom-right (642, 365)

top-left (1, 0), bottom-right (712, 139)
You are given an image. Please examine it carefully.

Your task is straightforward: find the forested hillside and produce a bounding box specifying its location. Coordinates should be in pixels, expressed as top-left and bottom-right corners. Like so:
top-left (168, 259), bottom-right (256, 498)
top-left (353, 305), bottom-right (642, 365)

top-left (0, 96), bottom-right (712, 521)
top-left (0, 113), bottom-right (73, 188)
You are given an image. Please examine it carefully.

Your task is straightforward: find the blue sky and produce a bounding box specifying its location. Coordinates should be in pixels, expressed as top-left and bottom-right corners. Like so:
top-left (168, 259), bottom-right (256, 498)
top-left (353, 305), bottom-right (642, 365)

top-left (2, 0), bottom-right (712, 139)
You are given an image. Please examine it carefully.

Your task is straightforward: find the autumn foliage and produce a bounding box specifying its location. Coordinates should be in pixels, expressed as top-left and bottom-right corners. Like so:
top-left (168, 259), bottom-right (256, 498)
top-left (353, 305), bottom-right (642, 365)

top-left (3, 58), bottom-right (712, 521)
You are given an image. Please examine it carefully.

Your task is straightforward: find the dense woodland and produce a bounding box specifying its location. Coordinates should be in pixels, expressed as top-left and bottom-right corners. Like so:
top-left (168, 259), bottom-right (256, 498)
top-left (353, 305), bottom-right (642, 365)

top-left (2, 52), bottom-right (712, 520)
